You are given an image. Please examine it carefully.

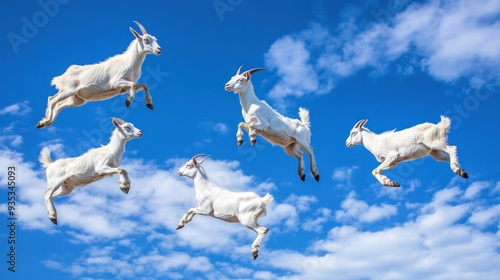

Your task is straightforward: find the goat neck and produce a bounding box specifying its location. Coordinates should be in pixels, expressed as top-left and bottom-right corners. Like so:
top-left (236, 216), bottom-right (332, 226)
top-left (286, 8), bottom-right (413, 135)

top-left (360, 128), bottom-right (379, 155)
top-left (238, 82), bottom-right (260, 113)
top-left (105, 128), bottom-right (129, 158)
top-left (122, 40), bottom-right (147, 77)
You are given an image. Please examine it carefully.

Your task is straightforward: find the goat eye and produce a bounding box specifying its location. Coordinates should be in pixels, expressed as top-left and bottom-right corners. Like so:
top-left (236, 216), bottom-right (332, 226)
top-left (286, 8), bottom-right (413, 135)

top-left (144, 38), bottom-right (150, 44)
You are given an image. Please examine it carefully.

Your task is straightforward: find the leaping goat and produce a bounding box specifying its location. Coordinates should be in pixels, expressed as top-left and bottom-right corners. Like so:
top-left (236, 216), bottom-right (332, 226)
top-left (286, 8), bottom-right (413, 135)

top-left (224, 65), bottom-right (320, 181)
top-left (345, 116), bottom-right (468, 187)
top-left (36, 21), bottom-right (162, 128)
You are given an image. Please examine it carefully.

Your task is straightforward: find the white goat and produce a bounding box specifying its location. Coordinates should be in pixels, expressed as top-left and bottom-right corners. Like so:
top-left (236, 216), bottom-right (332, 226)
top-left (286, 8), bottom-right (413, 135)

top-left (36, 21), bottom-right (162, 128)
top-left (345, 116), bottom-right (468, 187)
top-left (224, 65), bottom-right (320, 181)
top-left (39, 117), bottom-right (142, 224)
top-left (176, 154), bottom-right (274, 260)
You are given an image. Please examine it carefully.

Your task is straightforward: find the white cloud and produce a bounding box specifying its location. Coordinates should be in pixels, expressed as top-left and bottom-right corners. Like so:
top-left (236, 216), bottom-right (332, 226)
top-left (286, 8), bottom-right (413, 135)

top-left (464, 181), bottom-right (490, 199)
top-left (264, 0), bottom-right (500, 103)
top-left (0, 135), bottom-right (23, 148)
top-left (267, 186), bottom-right (500, 280)
top-left (0, 100), bottom-right (32, 116)
top-left (201, 121), bottom-right (229, 134)
top-left (335, 191), bottom-right (398, 223)
top-left (332, 165), bottom-right (358, 182)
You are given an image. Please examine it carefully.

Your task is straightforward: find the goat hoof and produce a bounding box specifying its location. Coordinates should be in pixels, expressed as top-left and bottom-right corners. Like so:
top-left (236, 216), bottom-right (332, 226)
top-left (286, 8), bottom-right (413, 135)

top-left (251, 139), bottom-right (256, 146)
top-left (50, 218), bottom-right (58, 225)
top-left (252, 250), bottom-right (259, 260)
top-left (125, 100), bottom-right (131, 108)
top-left (176, 225), bottom-right (184, 230)
top-left (392, 182), bottom-right (401, 187)
top-left (146, 103), bottom-right (154, 110)
top-left (461, 170), bottom-right (469, 179)
top-left (314, 174), bottom-right (320, 182)
top-left (300, 174), bottom-right (306, 181)
top-left (237, 140), bottom-right (243, 146)
top-left (120, 188), bottom-right (130, 194)
top-left (36, 121), bottom-right (45, 128)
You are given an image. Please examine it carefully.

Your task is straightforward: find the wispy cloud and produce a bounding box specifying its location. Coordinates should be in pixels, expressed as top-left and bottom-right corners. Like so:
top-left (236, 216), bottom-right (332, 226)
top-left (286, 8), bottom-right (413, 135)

top-left (0, 100), bottom-right (32, 116)
top-left (201, 121), bottom-right (229, 134)
top-left (268, 184), bottom-right (500, 279)
top-left (335, 191), bottom-right (398, 223)
top-left (264, 0), bottom-right (500, 103)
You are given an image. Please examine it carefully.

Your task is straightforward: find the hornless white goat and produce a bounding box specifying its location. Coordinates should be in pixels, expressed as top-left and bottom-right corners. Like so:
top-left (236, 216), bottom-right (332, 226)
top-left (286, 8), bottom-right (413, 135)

top-left (176, 154), bottom-right (274, 260)
top-left (224, 65), bottom-right (320, 181)
top-left (36, 21), bottom-right (162, 128)
top-left (345, 116), bottom-right (468, 187)
top-left (39, 117), bottom-right (142, 224)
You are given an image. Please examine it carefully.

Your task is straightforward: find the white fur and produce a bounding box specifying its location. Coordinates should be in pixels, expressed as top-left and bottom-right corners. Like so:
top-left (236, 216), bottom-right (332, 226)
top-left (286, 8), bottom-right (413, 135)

top-left (224, 65), bottom-right (320, 181)
top-left (36, 21), bottom-right (161, 128)
top-left (176, 154), bottom-right (274, 260)
top-left (345, 116), bottom-right (468, 187)
top-left (39, 118), bottom-right (142, 224)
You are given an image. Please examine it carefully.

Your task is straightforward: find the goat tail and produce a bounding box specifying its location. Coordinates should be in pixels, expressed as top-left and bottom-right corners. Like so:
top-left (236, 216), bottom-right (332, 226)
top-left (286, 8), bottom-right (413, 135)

top-left (299, 107), bottom-right (310, 127)
top-left (261, 193), bottom-right (274, 205)
top-left (253, 193), bottom-right (274, 220)
top-left (438, 115), bottom-right (451, 138)
top-left (39, 147), bottom-right (53, 169)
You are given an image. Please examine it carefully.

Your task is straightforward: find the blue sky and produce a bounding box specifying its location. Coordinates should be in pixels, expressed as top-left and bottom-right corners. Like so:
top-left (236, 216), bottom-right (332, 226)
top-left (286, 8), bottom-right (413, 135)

top-left (1, 0), bottom-right (500, 279)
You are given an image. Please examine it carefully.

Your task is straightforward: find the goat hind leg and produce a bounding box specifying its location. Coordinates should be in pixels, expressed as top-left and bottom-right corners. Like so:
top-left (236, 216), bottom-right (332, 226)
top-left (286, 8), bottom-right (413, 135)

top-left (37, 90), bottom-right (74, 128)
top-left (43, 181), bottom-right (72, 225)
top-left (443, 145), bottom-right (468, 178)
top-left (285, 143), bottom-right (305, 181)
top-left (45, 96), bottom-right (85, 127)
top-left (298, 141), bottom-right (320, 181)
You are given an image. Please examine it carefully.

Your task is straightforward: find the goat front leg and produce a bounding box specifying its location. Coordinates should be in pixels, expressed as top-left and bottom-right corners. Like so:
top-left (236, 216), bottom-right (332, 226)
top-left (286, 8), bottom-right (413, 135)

top-left (135, 83), bottom-right (154, 110)
top-left (98, 166), bottom-right (131, 194)
top-left (114, 80), bottom-right (138, 108)
top-left (248, 120), bottom-right (268, 146)
top-left (176, 207), bottom-right (208, 230)
top-left (372, 157), bottom-right (400, 187)
top-left (237, 122), bottom-right (251, 146)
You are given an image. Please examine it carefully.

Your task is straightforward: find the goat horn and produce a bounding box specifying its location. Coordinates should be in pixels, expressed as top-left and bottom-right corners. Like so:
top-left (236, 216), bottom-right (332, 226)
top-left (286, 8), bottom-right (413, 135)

top-left (133, 21), bottom-right (148, 35)
top-left (199, 155), bottom-right (211, 165)
top-left (236, 65), bottom-right (244, 75)
top-left (192, 153), bottom-right (207, 159)
top-left (245, 68), bottom-right (265, 75)
top-left (354, 120), bottom-right (364, 128)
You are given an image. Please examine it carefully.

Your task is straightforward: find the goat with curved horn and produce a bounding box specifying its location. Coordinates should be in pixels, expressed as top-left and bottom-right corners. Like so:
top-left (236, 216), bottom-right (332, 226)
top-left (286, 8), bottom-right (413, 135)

top-left (224, 65), bottom-right (320, 181)
top-left (346, 116), bottom-right (469, 187)
top-left (36, 21), bottom-right (162, 128)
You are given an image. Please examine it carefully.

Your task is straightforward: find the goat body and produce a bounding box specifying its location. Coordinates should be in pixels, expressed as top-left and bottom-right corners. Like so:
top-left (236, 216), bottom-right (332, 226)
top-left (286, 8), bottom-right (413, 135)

top-left (39, 118), bottom-right (142, 224)
top-left (176, 154), bottom-right (273, 260)
top-left (224, 65), bottom-right (320, 181)
top-left (36, 21), bottom-right (162, 128)
top-left (346, 116), bottom-right (468, 187)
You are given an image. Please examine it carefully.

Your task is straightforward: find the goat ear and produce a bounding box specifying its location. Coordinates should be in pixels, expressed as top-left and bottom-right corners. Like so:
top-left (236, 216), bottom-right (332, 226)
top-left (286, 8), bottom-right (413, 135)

top-left (360, 119), bottom-right (368, 127)
top-left (192, 158), bottom-right (198, 167)
top-left (130, 27), bottom-right (141, 40)
top-left (244, 71), bottom-right (251, 81)
top-left (111, 118), bottom-right (120, 128)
